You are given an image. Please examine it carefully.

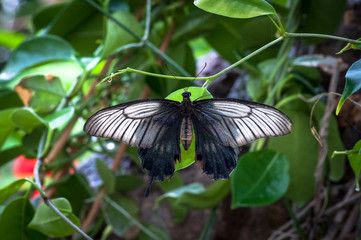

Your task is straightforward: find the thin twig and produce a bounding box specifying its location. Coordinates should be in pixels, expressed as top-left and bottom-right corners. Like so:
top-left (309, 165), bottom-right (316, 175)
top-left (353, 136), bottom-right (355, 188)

top-left (34, 131), bottom-right (92, 240)
top-left (313, 62), bottom-right (341, 214)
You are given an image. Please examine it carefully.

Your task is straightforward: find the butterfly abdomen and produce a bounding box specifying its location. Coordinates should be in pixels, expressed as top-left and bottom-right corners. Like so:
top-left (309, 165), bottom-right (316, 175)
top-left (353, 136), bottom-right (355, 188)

top-left (181, 116), bottom-right (193, 150)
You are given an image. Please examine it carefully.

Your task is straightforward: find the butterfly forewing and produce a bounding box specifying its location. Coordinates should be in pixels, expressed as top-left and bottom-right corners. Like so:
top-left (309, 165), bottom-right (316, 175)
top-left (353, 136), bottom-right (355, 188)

top-left (192, 99), bottom-right (292, 148)
top-left (84, 99), bottom-right (181, 148)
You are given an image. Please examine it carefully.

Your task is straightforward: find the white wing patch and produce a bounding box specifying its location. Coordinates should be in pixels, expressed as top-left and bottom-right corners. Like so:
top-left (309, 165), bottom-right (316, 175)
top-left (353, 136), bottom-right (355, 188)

top-left (194, 100), bottom-right (292, 147)
top-left (84, 100), bottom-right (179, 148)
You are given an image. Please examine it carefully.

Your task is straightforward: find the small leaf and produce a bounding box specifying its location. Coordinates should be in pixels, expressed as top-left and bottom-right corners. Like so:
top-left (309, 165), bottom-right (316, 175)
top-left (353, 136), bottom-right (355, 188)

top-left (231, 150), bottom-right (289, 208)
top-left (0, 35), bottom-right (75, 81)
top-left (0, 29), bottom-right (27, 49)
top-left (102, 195), bottom-right (139, 237)
top-left (156, 180), bottom-right (230, 210)
top-left (28, 197), bottom-right (81, 238)
top-left (135, 222), bottom-right (171, 240)
top-left (96, 158), bottom-right (115, 194)
top-left (166, 87), bottom-right (212, 171)
top-left (347, 140), bottom-right (361, 191)
top-left (194, 0), bottom-right (277, 19)
top-left (0, 196), bottom-right (47, 240)
top-left (337, 38), bottom-right (361, 54)
top-left (337, 59), bottom-right (361, 114)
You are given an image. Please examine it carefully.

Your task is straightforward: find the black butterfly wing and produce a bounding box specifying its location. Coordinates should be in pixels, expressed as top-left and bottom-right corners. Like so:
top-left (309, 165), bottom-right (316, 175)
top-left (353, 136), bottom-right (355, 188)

top-left (84, 99), bottom-right (181, 148)
top-left (192, 116), bottom-right (237, 180)
top-left (191, 99), bottom-right (292, 179)
top-left (192, 99), bottom-right (292, 148)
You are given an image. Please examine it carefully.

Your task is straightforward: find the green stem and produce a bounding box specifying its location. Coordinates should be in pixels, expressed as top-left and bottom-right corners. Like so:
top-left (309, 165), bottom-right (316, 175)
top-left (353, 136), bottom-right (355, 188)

top-left (199, 206), bottom-right (218, 240)
top-left (100, 67), bottom-right (208, 84)
top-left (283, 198), bottom-right (306, 240)
top-left (33, 131), bottom-right (93, 240)
top-left (286, 32), bottom-right (361, 45)
top-left (209, 37), bottom-right (284, 80)
top-left (84, 0), bottom-right (190, 77)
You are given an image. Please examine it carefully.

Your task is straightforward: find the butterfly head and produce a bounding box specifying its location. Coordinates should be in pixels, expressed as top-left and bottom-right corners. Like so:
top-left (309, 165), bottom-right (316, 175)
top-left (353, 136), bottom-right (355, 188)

top-left (182, 91), bottom-right (191, 100)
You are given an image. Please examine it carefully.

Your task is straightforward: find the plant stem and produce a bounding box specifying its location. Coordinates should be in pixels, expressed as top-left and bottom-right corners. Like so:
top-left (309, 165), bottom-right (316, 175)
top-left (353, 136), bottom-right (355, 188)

top-left (209, 37), bottom-right (284, 80)
top-left (84, 0), bottom-right (190, 77)
top-left (33, 131), bottom-right (93, 240)
top-left (286, 32), bottom-right (361, 45)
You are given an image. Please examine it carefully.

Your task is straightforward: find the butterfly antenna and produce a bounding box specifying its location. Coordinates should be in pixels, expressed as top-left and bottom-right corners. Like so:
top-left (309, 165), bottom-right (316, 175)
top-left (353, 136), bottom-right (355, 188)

top-left (145, 177), bottom-right (154, 197)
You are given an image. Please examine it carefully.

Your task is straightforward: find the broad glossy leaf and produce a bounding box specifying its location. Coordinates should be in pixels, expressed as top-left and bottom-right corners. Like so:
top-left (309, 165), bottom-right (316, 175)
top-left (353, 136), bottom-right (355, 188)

top-left (96, 158), bottom-right (115, 194)
top-left (166, 87), bottom-right (212, 171)
top-left (33, 1), bottom-right (103, 55)
top-left (7, 61), bottom-right (84, 91)
top-left (102, 11), bottom-right (143, 58)
top-left (53, 174), bottom-right (93, 215)
top-left (0, 35), bottom-right (75, 81)
top-left (0, 196), bottom-right (46, 240)
top-left (0, 179), bottom-right (26, 205)
top-left (156, 180), bottom-right (230, 210)
top-left (268, 103), bottom-right (317, 203)
top-left (102, 195), bottom-right (139, 237)
top-left (337, 59), bottom-right (361, 114)
top-left (231, 150), bottom-right (289, 208)
top-left (17, 75), bottom-right (66, 114)
top-left (194, 0), bottom-right (277, 18)
top-left (10, 108), bottom-right (46, 133)
top-left (0, 109), bottom-right (17, 149)
top-left (28, 198), bottom-right (80, 238)
top-left (157, 173), bottom-right (187, 223)
top-left (0, 88), bottom-right (23, 110)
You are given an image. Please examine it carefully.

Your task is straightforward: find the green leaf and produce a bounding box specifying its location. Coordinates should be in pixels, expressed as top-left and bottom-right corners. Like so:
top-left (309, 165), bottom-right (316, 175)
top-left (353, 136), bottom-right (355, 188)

top-left (165, 87), bottom-right (212, 171)
top-left (0, 196), bottom-right (47, 240)
top-left (17, 75), bottom-right (66, 114)
top-left (0, 88), bottom-right (23, 110)
top-left (337, 59), bottom-right (361, 114)
top-left (346, 140), bottom-right (361, 190)
top-left (0, 179), bottom-right (26, 205)
top-left (96, 158), bottom-right (115, 194)
top-left (33, 1), bottom-right (103, 56)
top-left (44, 106), bottom-right (75, 130)
top-left (28, 197), bottom-right (81, 238)
top-left (157, 173), bottom-right (188, 223)
top-left (156, 180), bottom-right (230, 210)
top-left (115, 175), bottom-right (143, 193)
top-left (194, 0), bottom-right (277, 19)
top-left (231, 150), bottom-right (289, 208)
top-left (268, 102), bottom-right (318, 204)
top-left (0, 109), bottom-right (17, 149)
top-left (6, 61), bottom-right (84, 91)
top-left (337, 38), bottom-right (361, 54)
top-left (102, 195), bottom-right (139, 237)
top-left (53, 174), bottom-right (93, 215)
top-left (102, 11), bottom-right (143, 58)
top-left (0, 35), bottom-right (75, 81)
top-left (0, 29), bottom-right (27, 49)
top-left (10, 108), bottom-right (46, 133)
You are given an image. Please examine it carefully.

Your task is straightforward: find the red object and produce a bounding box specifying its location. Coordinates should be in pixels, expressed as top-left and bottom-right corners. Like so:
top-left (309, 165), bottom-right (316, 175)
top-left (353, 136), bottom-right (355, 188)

top-left (13, 155), bottom-right (37, 179)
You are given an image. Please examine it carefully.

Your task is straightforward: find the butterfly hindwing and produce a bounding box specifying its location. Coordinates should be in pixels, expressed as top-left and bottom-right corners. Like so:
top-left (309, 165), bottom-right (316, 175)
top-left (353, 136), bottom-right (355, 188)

top-left (192, 115), bottom-right (237, 179)
top-left (193, 99), bottom-right (292, 148)
top-left (84, 99), bottom-right (181, 148)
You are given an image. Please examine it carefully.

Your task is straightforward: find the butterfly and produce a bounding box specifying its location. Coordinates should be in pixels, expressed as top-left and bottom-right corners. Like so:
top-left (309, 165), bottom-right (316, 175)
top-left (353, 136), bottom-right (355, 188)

top-left (84, 88), bottom-right (292, 195)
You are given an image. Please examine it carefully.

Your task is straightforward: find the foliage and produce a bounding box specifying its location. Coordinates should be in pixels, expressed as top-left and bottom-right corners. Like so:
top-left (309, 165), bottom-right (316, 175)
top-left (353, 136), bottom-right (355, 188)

top-left (0, 0), bottom-right (359, 239)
